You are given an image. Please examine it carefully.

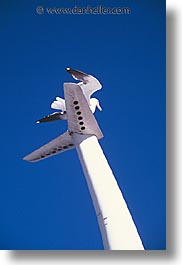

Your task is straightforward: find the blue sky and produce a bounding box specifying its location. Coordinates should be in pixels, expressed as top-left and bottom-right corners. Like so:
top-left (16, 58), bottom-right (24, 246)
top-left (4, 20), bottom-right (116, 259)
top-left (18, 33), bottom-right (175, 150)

top-left (0, 0), bottom-right (166, 250)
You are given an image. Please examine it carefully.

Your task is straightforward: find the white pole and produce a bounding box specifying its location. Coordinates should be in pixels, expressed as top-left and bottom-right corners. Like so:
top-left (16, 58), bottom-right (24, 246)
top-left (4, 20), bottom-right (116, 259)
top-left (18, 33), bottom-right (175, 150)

top-left (72, 133), bottom-right (144, 250)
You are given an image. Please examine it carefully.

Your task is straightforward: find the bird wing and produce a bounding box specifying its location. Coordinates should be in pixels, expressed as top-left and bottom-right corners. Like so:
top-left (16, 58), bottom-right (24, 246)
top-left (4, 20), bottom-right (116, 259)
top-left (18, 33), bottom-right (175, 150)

top-left (51, 97), bottom-right (66, 111)
top-left (36, 112), bottom-right (66, 123)
top-left (23, 131), bottom-right (74, 162)
top-left (65, 68), bottom-right (102, 103)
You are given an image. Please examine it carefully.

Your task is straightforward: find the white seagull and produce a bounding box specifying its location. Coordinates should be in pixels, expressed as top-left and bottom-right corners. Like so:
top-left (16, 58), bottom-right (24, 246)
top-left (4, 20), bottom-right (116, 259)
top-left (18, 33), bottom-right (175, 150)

top-left (36, 68), bottom-right (102, 123)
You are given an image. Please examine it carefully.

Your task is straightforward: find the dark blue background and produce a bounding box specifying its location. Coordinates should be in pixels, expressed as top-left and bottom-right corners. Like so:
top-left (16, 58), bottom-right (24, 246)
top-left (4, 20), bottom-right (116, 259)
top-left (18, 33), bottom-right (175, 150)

top-left (0, 0), bottom-right (166, 249)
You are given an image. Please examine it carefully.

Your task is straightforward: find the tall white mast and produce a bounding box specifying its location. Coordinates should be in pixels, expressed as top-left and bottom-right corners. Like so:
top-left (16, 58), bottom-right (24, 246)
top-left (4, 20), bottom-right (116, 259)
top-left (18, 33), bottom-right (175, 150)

top-left (64, 84), bottom-right (144, 250)
top-left (73, 133), bottom-right (144, 250)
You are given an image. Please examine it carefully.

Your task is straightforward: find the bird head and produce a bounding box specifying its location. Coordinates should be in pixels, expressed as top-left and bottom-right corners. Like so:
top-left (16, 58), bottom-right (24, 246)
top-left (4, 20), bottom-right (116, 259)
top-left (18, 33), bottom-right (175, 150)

top-left (90, 98), bottom-right (102, 112)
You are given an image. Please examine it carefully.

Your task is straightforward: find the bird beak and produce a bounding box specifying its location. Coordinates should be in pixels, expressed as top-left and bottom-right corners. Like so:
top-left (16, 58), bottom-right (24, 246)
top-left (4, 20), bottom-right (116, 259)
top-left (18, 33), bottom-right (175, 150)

top-left (97, 102), bottom-right (102, 111)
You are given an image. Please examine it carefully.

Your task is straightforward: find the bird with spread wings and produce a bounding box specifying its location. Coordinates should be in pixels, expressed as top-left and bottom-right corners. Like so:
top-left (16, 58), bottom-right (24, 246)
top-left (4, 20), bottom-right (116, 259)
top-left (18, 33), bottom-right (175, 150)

top-left (36, 68), bottom-right (102, 124)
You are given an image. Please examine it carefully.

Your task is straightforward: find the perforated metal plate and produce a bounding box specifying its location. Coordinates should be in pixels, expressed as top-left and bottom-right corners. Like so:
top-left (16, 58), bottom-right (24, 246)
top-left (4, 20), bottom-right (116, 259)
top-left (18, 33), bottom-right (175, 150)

top-left (23, 131), bottom-right (74, 162)
top-left (64, 83), bottom-right (103, 139)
